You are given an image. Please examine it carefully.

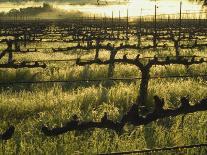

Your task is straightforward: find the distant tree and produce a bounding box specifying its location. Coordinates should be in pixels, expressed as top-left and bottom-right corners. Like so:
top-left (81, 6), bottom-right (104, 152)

top-left (43, 3), bottom-right (52, 9)
top-left (8, 9), bottom-right (19, 15)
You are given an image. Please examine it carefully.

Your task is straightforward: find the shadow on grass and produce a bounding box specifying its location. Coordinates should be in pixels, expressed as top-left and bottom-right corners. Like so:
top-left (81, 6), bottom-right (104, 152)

top-left (0, 102), bottom-right (61, 121)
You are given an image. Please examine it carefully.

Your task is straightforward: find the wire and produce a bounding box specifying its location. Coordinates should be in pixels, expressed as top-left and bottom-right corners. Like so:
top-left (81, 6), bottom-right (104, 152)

top-left (11, 55), bottom-right (207, 63)
top-left (99, 143), bottom-right (207, 155)
top-left (28, 59), bottom-right (78, 62)
top-left (0, 74), bottom-right (206, 85)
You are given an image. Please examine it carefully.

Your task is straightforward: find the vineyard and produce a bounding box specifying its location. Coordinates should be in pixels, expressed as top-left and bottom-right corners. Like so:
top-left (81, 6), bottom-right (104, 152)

top-left (0, 9), bottom-right (207, 154)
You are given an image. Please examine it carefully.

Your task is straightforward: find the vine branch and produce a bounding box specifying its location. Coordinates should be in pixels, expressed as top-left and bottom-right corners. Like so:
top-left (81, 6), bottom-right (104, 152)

top-left (41, 96), bottom-right (207, 136)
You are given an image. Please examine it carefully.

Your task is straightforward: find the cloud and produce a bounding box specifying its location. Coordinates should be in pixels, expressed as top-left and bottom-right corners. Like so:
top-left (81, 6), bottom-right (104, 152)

top-left (0, 0), bottom-right (127, 5)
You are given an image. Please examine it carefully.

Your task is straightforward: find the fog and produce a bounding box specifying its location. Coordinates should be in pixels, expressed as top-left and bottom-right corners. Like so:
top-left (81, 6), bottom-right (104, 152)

top-left (0, 0), bottom-right (204, 18)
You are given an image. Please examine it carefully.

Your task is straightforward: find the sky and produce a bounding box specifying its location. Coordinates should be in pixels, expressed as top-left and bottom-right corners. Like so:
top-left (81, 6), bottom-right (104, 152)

top-left (0, 0), bottom-right (204, 17)
top-left (0, 0), bottom-right (126, 4)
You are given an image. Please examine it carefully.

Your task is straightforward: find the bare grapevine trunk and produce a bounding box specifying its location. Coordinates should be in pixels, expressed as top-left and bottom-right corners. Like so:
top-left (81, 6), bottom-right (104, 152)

top-left (136, 69), bottom-right (150, 106)
top-left (108, 50), bottom-right (117, 78)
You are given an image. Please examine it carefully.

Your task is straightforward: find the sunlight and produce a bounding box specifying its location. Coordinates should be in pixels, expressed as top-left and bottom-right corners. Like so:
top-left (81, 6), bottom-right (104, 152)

top-left (0, 0), bottom-right (203, 18)
top-left (56, 0), bottom-right (202, 17)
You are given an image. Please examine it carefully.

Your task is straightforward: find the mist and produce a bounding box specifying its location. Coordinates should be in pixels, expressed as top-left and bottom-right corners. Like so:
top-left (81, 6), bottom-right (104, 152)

top-left (0, 0), bottom-right (204, 19)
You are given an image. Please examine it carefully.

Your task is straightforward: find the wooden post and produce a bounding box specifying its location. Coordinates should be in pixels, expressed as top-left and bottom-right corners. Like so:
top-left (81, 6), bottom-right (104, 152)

top-left (104, 13), bottom-right (107, 33)
top-left (112, 11), bottom-right (114, 24)
top-left (104, 13), bottom-right (106, 25)
top-left (138, 9), bottom-right (142, 47)
top-left (153, 4), bottom-right (157, 49)
top-left (126, 9), bottom-right (129, 40)
top-left (119, 10), bottom-right (121, 23)
top-left (198, 11), bottom-right (201, 29)
top-left (111, 11), bottom-right (114, 37)
top-left (179, 1), bottom-right (182, 40)
top-left (24, 32), bottom-right (27, 47)
top-left (168, 14), bottom-right (170, 28)
top-left (118, 10), bottom-right (121, 38)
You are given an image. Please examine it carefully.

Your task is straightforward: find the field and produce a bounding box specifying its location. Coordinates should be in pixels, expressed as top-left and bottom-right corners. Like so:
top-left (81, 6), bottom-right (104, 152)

top-left (0, 17), bottom-right (207, 154)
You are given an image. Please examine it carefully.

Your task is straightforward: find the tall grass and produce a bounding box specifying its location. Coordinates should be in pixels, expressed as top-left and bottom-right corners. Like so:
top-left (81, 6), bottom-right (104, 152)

top-left (0, 44), bottom-right (206, 154)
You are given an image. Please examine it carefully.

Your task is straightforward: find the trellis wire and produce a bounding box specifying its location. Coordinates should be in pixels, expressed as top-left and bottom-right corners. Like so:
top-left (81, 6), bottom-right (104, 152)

top-left (7, 55), bottom-right (207, 63)
top-left (99, 143), bottom-right (207, 155)
top-left (0, 74), bottom-right (206, 85)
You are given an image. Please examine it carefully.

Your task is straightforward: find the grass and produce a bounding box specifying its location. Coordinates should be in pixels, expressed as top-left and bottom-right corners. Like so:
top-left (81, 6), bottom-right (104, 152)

top-left (0, 42), bottom-right (206, 154)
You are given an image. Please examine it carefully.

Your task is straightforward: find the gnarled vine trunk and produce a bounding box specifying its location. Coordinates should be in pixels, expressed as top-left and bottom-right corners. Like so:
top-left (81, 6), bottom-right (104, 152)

top-left (136, 68), bottom-right (150, 106)
top-left (108, 50), bottom-right (117, 78)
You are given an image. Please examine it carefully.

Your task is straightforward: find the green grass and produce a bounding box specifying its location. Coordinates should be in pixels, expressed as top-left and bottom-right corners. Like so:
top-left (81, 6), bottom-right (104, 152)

top-left (0, 43), bottom-right (206, 154)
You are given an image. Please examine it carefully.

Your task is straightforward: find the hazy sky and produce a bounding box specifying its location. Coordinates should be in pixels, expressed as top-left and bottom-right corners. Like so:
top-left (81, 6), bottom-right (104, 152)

top-left (0, 0), bottom-right (203, 17)
top-left (0, 0), bottom-right (127, 4)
